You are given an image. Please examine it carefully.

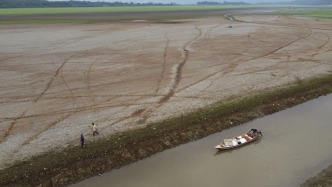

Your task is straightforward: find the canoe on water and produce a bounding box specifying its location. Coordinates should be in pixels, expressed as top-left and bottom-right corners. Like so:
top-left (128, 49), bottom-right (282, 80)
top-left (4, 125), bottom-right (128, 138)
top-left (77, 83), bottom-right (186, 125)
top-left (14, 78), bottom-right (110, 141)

top-left (215, 130), bottom-right (262, 150)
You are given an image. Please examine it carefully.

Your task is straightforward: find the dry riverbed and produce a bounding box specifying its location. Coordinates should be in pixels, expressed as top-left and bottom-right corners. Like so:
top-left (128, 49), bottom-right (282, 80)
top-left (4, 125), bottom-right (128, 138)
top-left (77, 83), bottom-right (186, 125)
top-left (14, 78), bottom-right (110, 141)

top-left (0, 11), bottom-right (332, 186)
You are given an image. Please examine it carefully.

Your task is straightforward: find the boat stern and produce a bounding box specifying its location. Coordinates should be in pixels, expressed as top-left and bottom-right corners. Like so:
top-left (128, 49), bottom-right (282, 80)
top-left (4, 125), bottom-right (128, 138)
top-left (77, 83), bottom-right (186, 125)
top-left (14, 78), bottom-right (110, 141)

top-left (215, 145), bottom-right (222, 149)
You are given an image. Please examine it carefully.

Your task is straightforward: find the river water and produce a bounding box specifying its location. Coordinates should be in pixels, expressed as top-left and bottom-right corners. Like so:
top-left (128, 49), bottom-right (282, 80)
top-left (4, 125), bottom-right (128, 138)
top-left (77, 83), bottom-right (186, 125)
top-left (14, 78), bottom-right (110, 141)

top-left (72, 94), bottom-right (332, 187)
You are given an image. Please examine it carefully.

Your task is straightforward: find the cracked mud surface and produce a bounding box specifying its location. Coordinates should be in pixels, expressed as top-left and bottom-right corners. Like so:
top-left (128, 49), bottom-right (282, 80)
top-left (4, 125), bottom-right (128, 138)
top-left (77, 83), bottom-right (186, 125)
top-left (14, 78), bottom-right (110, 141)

top-left (0, 14), bottom-right (331, 169)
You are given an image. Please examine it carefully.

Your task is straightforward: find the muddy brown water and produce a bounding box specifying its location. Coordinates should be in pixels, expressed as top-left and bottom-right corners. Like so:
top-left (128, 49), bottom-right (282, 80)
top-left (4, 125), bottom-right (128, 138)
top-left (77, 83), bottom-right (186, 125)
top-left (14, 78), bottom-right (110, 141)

top-left (72, 94), bottom-right (332, 187)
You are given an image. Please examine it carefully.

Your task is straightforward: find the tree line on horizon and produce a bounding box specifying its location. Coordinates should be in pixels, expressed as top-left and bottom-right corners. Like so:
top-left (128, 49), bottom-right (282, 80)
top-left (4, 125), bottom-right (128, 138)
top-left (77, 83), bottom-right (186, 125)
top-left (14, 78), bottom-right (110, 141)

top-left (198, 0), bottom-right (331, 5)
top-left (0, 0), bottom-right (331, 8)
top-left (0, 0), bottom-right (178, 8)
top-left (291, 0), bottom-right (331, 5)
top-left (197, 1), bottom-right (249, 5)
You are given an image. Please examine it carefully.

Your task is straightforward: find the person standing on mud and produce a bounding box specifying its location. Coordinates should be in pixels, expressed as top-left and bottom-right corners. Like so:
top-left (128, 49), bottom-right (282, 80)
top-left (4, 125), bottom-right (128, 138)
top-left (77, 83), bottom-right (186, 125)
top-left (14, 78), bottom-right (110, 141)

top-left (92, 123), bottom-right (99, 136)
top-left (80, 134), bottom-right (85, 149)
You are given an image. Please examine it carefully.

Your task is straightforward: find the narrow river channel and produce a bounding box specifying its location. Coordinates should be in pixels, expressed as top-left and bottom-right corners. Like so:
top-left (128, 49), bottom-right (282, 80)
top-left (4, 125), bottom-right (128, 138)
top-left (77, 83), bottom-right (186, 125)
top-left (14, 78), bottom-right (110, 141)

top-left (72, 94), bottom-right (332, 187)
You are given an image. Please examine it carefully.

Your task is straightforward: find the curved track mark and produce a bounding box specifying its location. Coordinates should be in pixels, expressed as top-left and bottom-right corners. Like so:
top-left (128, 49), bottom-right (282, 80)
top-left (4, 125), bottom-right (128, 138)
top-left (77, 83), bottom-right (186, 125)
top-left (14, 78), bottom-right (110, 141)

top-left (177, 27), bottom-right (314, 94)
top-left (159, 25), bottom-right (202, 104)
top-left (34, 51), bottom-right (86, 102)
top-left (21, 114), bottom-right (71, 147)
top-left (86, 60), bottom-right (97, 104)
top-left (155, 32), bottom-right (170, 95)
top-left (60, 71), bottom-right (78, 107)
top-left (1, 51), bottom-right (87, 142)
top-left (0, 111), bottom-right (26, 143)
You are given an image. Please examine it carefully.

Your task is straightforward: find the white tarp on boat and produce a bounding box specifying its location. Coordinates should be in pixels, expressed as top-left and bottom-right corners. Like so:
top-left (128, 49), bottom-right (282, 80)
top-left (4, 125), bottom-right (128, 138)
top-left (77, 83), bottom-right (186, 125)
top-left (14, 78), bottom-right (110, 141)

top-left (224, 137), bottom-right (247, 147)
top-left (224, 139), bottom-right (233, 146)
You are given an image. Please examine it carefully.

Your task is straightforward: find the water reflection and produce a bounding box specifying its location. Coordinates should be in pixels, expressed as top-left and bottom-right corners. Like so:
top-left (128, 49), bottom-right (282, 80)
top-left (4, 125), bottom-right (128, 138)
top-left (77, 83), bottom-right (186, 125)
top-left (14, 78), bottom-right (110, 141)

top-left (72, 94), bottom-right (332, 187)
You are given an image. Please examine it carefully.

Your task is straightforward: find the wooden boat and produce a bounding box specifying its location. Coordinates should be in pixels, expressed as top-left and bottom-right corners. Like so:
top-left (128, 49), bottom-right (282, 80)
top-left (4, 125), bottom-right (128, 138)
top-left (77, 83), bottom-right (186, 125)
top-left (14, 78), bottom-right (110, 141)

top-left (215, 130), bottom-right (262, 150)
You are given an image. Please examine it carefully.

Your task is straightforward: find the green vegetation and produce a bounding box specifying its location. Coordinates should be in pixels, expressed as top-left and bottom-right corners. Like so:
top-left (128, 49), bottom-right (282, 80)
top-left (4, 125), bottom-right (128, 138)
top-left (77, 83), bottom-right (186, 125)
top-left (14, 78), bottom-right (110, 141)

top-left (0, 5), bottom-right (254, 15)
top-left (0, 5), bottom-right (261, 25)
top-left (0, 0), bottom-right (176, 8)
top-left (1, 73), bottom-right (331, 187)
top-left (291, 0), bottom-right (332, 5)
top-left (278, 8), bottom-right (332, 19)
top-left (295, 9), bottom-right (332, 19)
top-left (1, 5), bottom-right (330, 25)
top-left (0, 19), bottom-right (94, 25)
top-left (0, 0), bottom-right (280, 9)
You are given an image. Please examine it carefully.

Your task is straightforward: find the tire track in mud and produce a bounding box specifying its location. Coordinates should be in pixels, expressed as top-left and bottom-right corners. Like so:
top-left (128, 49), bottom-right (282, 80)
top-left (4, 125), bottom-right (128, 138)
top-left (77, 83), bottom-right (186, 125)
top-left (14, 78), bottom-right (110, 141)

top-left (189, 18), bottom-right (332, 95)
top-left (57, 51), bottom-right (95, 109)
top-left (168, 24), bottom-right (225, 95)
top-left (0, 112), bottom-right (26, 143)
top-left (272, 30), bottom-right (331, 66)
top-left (266, 27), bottom-right (330, 67)
top-left (197, 24), bottom-right (224, 53)
top-left (289, 31), bottom-right (331, 66)
top-left (176, 25), bottom-right (315, 95)
top-left (135, 26), bottom-right (203, 123)
top-left (0, 97), bottom-right (156, 121)
top-left (224, 26), bottom-right (313, 75)
top-left (20, 49), bottom-right (99, 146)
top-left (0, 94), bottom-right (151, 155)
top-left (45, 28), bottom-right (198, 129)
top-left (61, 39), bottom-right (157, 127)
top-left (20, 114), bottom-right (71, 146)
top-left (0, 44), bottom-right (90, 142)
top-left (311, 32), bottom-right (331, 61)
top-left (0, 36), bottom-right (87, 64)
top-left (0, 54), bottom-right (32, 63)
top-left (233, 15), bottom-right (332, 32)
top-left (60, 71), bottom-right (78, 107)
top-left (0, 34), bottom-right (158, 161)
top-left (2, 20), bottom-right (328, 127)
top-left (0, 51), bottom-right (86, 143)
top-left (213, 29), bottom-right (312, 81)
top-left (155, 32), bottom-right (170, 96)
top-left (13, 51), bottom-right (88, 144)
top-left (34, 51), bottom-right (86, 102)
top-left (6, 114), bottom-right (73, 160)
top-left (3, 18), bottom-right (331, 165)
top-left (86, 60), bottom-right (97, 104)
top-left (0, 93), bottom-right (164, 105)
top-left (159, 25), bottom-right (202, 104)
top-left (79, 59), bottom-right (155, 127)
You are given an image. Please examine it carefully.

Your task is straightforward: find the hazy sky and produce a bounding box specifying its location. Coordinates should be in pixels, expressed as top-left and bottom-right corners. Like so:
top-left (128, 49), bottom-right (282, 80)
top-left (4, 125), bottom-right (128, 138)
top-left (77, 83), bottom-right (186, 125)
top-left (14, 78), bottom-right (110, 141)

top-left (49, 0), bottom-right (293, 5)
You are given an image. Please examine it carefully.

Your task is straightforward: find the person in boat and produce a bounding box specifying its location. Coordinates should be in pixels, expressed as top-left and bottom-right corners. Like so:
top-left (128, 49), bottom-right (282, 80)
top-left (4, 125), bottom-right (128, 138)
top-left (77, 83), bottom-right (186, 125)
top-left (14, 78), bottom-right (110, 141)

top-left (248, 128), bottom-right (257, 135)
top-left (248, 128), bottom-right (259, 137)
top-left (235, 137), bottom-right (242, 145)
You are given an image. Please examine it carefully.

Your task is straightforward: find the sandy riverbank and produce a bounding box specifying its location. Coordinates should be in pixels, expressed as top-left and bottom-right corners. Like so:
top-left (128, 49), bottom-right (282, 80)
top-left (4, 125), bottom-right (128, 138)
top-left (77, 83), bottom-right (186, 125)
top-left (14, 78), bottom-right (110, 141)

top-left (0, 10), bottom-right (332, 174)
top-left (301, 164), bottom-right (332, 187)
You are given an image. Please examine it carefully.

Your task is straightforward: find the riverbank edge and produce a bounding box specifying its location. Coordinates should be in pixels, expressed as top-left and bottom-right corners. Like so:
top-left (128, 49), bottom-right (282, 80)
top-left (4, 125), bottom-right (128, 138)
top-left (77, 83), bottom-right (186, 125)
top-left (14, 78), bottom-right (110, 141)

top-left (301, 163), bottom-right (332, 186)
top-left (1, 73), bottom-right (332, 187)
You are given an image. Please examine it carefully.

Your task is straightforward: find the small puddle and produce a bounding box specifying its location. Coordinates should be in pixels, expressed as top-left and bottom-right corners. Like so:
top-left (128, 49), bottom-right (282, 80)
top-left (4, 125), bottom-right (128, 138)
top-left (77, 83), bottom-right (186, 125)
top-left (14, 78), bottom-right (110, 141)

top-left (72, 94), bottom-right (332, 187)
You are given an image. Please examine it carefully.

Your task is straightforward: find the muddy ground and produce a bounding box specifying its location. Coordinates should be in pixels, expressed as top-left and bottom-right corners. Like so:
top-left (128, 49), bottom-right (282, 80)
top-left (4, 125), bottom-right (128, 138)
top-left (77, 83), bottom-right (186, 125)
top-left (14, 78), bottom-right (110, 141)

top-left (301, 164), bottom-right (332, 187)
top-left (0, 10), bottom-right (332, 171)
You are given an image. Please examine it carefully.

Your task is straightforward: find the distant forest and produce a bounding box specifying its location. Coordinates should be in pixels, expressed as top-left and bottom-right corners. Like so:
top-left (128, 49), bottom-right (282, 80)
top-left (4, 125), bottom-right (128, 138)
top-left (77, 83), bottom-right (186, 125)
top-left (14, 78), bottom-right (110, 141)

top-left (0, 0), bottom-right (331, 8)
top-left (0, 0), bottom-right (177, 8)
top-left (291, 0), bottom-right (332, 5)
top-left (197, 1), bottom-right (249, 5)
top-left (199, 0), bottom-right (332, 5)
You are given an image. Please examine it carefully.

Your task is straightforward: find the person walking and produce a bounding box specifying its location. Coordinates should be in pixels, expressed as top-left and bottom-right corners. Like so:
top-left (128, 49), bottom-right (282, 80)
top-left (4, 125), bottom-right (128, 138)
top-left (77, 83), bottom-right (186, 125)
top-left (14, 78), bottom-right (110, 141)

top-left (92, 123), bottom-right (99, 136)
top-left (80, 134), bottom-right (85, 149)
